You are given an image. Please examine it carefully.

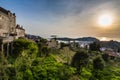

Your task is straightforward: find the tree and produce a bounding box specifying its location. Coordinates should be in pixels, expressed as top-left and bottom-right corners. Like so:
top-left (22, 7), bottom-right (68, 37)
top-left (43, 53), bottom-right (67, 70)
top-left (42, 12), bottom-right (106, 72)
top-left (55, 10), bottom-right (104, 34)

top-left (93, 57), bottom-right (104, 70)
top-left (40, 38), bottom-right (47, 45)
top-left (71, 50), bottom-right (89, 74)
top-left (90, 57), bottom-right (105, 80)
top-left (37, 38), bottom-right (48, 57)
top-left (0, 53), bottom-right (8, 80)
top-left (102, 53), bottom-right (109, 62)
top-left (31, 55), bottom-right (75, 80)
top-left (12, 38), bottom-right (38, 58)
top-left (41, 46), bottom-right (50, 57)
top-left (60, 42), bottom-right (66, 49)
top-left (89, 42), bottom-right (100, 51)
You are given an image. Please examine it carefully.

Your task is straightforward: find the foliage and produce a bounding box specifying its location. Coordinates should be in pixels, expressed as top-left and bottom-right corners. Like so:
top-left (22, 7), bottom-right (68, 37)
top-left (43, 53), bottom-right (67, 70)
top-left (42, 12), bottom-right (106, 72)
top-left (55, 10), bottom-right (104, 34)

top-left (80, 68), bottom-right (92, 80)
top-left (93, 56), bottom-right (104, 70)
top-left (31, 55), bottom-right (76, 80)
top-left (2, 53), bottom-right (75, 80)
top-left (0, 53), bottom-right (9, 80)
top-left (37, 38), bottom-right (51, 57)
top-left (12, 38), bottom-right (38, 58)
top-left (39, 38), bottom-right (47, 44)
top-left (1, 38), bottom-right (120, 80)
top-left (90, 70), bottom-right (104, 80)
top-left (89, 42), bottom-right (100, 51)
top-left (41, 46), bottom-right (51, 57)
top-left (60, 42), bottom-right (69, 49)
top-left (71, 50), bottom-right (89, 74)
top-left (89, 56), bottom-right (104, 80)
top-left (102, 53), bottom-right (110, 62)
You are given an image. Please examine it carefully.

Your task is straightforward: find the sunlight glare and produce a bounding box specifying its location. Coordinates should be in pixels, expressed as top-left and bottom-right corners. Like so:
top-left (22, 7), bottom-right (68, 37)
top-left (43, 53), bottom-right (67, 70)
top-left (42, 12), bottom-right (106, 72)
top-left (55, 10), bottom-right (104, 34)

top-left (98, 14), bottom-right (112, 27)
top-left (100, 37), bottom-right (107, 41)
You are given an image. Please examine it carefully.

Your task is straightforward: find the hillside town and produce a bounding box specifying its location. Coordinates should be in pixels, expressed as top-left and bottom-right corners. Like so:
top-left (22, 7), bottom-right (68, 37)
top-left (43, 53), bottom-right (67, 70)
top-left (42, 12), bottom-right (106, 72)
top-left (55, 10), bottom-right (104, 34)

top-left (0, 1), bottom-right (120, 79)
top-left (0, 6), bottom-right (120, 58)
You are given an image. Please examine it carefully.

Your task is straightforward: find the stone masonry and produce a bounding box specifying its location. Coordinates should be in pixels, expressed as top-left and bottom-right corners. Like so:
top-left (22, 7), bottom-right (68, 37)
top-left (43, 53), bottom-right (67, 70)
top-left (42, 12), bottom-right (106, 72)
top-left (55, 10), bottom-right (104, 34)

top-left (0, 7), bottom-right (16, 37)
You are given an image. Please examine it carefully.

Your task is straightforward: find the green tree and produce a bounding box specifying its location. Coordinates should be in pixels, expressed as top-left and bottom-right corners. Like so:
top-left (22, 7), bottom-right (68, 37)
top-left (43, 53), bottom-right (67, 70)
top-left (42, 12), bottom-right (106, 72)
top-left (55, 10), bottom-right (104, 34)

top-left (31, 55), bottom-right (75, 80)
top-left (40, 38), bottom-right (47, 44)
top-left (93, 56), bottom-right (104, 70)
top-left (102, 53), bottom-right (109, 62)
top-left (37, 38), bottom-right (48, 57)
top-left (0, 53), bottom-right (8, 80)
top-left (90, 57), bottom-right (105, 80)
top-left (13, 51), bottom-right (36, 80)
top-left (89, 42), bottom-right (100, 51)
top-left (71, 50), bottom-right (89, 74)
top-left (60, 42), bottom-right (69, 49)
top-left (41, 46), bottom-right (50, 56)
top-left (12, 38), bottom-right (38, 58)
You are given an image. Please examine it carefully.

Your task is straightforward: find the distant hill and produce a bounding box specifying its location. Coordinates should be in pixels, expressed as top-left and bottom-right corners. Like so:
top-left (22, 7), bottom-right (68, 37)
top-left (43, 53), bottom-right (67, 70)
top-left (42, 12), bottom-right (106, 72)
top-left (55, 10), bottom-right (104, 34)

top-left (56, 37), bottom-right (99, 42)
top-left (100, 40), bottom-right (120, 51)
top-left (75, 37), bottom-right (99, 42)
top-left (56, 37), bottom-right (120, 51)
top-left (56, 37), bottom-right (74, 41)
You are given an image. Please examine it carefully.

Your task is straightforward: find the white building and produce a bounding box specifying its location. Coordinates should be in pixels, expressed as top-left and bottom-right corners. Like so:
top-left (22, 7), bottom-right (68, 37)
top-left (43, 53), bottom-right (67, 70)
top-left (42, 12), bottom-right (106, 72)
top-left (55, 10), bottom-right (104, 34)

top-left (78, 41), bottom-right (93, 49)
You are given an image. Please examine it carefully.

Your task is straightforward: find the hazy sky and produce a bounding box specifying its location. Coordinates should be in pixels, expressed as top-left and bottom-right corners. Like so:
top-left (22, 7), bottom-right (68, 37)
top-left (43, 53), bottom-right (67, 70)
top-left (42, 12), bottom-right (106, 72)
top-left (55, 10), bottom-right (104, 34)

top-left (0, 0), bottom-right (120, 40)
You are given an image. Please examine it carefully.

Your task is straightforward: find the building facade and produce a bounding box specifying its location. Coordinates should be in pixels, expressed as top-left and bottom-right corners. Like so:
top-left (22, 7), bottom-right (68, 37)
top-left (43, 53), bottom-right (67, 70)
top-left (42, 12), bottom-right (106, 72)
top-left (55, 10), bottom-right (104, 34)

top-left (15, 24), bottom-right (25, 39)
top-left (0, 7), bottom-right (16, 37)
top-left (0, 7), bottom-right (25, 40)
top-left (47, 38), bottom-right (61, 49)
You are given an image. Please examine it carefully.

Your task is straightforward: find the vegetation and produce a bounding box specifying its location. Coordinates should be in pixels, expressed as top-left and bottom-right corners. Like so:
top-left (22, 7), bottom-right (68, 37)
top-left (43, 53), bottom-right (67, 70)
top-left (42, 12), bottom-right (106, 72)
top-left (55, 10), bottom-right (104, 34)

top-left (71, 50), bottom-right (89, 74)
top-left (89, 42), bottom-right (100, 51)
top-left (0, 38), bottom-right (120, 80)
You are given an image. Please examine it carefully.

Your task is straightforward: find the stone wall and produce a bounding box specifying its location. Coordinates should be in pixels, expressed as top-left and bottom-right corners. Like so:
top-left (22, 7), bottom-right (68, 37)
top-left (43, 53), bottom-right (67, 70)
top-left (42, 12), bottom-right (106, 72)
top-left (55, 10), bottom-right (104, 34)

top-left (0, 7), bottom-right (16, 37)
top-left (15, 25), bottom-right (25, 39)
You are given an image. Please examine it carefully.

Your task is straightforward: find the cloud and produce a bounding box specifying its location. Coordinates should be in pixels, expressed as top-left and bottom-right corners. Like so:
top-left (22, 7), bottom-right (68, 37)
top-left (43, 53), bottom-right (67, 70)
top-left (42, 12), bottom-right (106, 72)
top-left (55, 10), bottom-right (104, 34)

top-left (1, 0), bottom-right (120, 40)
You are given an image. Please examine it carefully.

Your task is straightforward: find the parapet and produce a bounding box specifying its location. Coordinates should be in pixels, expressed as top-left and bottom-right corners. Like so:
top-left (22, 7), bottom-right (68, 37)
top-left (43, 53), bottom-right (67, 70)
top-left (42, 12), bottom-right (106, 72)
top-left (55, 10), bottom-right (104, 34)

top-left (16, 24), bottom-right (25, 30)
top-left (0, 7), bottom-right (16, 17)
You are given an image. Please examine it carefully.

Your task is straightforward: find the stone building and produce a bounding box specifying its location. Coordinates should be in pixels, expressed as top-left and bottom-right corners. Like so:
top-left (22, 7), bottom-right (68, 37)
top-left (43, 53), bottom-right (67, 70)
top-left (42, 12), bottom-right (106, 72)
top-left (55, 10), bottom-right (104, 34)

top-left (0, 7), bottom-right (25, 39)
top-left (0, 7), bottom-right (16, 37)
top-left (0, 7), bottom-right (25, 55)
top-left (47, 38), bottom-right (61, 49)
top-left (15, 24), bottom-right (25, 39)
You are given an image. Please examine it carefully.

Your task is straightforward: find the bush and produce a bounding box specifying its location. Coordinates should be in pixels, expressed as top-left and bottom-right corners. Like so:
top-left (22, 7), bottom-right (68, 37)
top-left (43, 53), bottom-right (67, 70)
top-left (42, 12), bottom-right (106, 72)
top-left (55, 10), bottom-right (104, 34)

top-left (89, 42), bottom-right (100, 51)
top-left (12, 38), bottom-right (38, 58)
top-left (31, 55), bottom-right (75, 80)
top-left (71, 50), bottom-right (89, 74)
top-left (102, 53), bottom-right (109, 62)
top-left (93, 56), bottom-right (104, 70)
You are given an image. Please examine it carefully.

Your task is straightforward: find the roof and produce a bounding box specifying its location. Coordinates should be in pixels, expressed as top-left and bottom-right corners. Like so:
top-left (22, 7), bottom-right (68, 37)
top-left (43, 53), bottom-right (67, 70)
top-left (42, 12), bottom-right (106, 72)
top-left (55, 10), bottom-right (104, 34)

top-left (0, 7), bottom-right (9, 15)
top-left (16, 24), bottom-right (25, 30)
top-left (0, 7), bottom-right (16, 16)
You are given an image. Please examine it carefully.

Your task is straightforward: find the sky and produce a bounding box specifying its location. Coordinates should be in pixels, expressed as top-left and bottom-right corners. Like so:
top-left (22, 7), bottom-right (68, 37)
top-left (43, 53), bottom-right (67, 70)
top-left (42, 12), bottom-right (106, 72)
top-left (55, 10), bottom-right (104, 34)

top-left (0, 0), bottom-right (120, 41)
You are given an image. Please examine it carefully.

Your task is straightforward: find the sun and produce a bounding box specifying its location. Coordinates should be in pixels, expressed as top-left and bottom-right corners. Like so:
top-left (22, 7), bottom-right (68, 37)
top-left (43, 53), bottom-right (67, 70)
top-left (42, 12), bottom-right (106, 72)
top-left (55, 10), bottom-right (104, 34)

top-left (100, 37), bottom-right (107, 41)
top-left (98, 14), bottom-right (113, 27)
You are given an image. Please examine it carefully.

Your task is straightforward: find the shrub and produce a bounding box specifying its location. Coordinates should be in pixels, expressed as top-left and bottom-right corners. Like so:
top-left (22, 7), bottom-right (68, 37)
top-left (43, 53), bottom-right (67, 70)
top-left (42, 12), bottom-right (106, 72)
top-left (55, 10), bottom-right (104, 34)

top-left (12, 38), bottom-right (38, 58)
top-left (71, 50), bottom-right (89, 74)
